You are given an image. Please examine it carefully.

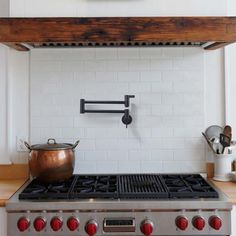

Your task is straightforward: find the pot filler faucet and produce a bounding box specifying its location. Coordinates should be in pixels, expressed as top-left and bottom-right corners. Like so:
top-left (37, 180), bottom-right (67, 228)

top-left (80, 95), bottom-right (135, 128)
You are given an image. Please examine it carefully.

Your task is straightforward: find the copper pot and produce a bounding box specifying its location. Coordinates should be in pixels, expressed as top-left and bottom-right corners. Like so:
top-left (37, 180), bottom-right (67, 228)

top-left (24, 138), bottom-right (80, 183)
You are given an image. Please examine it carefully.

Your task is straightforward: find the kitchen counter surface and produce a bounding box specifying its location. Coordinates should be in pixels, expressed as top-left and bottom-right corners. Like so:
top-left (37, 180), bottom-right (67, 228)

top-left (0, 179), bottom-right (27, 207)
top-left (0, 176), bottom-right (236, 207)
top-left (209, 179), bottom-right (236, 205)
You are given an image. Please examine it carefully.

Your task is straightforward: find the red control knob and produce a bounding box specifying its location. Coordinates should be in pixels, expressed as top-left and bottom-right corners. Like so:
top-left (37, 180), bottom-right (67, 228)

top-left (140, 219), bottom-right (154, 236)
top-left (50, 217), bottom-right (63, 231)
top-left (85, 220), bottom-right (98, 236)
top-left (176, 216), bottom-right (188, 230)
top-left (192, 216), bottom-right (205, 231)
top-left (67, 217), bottom-right (79, 231)
top-left (17, 217), bottom-right (30, 232)
top-left (209, 216), bottom-right (222, 230)
top-left (34, 217), bottom-right (46, 232)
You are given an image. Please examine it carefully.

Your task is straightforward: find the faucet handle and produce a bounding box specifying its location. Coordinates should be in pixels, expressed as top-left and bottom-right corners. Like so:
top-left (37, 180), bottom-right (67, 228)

top-left (124, 95), bottom-right (135, 107)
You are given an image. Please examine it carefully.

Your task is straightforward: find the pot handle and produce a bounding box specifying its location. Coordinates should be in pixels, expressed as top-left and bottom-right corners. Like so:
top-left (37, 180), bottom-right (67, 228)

top-left (24, 141), bottom-right (31, 151)
top-left (47, 138), bottom-right (57, 144)
top-left (72, 140), bottom-right (80, 150)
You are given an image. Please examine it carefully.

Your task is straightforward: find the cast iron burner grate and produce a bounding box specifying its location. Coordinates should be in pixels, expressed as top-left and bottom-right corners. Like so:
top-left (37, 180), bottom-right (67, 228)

top-left (160, 174), bottom-right (219, 198)
top-left (18, 174), bottom-right (219, 200)
top-left (19, 176), bottom-right (76, 200)
top-left (119, 175), bottom-right (168, 198)
top-left (70, 175), bottom-right (118, 199)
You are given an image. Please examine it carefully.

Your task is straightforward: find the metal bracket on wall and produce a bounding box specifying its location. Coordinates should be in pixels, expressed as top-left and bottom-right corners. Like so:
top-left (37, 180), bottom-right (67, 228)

top-left (80, 95), bottom-right (135, 128)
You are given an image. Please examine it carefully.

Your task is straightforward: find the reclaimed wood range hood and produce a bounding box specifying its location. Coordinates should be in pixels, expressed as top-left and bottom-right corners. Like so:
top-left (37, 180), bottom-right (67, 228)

top-left (0, 17), bottom-right (236, 51)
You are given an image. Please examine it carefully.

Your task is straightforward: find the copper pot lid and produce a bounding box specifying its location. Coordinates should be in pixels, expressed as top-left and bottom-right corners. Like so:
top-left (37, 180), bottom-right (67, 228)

top-left (24, 138), bottom-right (80, 151)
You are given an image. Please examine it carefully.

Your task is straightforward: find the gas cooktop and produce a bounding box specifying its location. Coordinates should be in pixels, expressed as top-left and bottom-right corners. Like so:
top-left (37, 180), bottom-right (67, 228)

top-left (19, 174), bottom-right (219, 200)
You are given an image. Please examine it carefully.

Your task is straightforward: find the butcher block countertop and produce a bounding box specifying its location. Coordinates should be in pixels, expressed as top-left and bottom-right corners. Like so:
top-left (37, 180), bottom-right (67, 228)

top-left (209, 179), bottom-right (236, 205)
top-left (0, 164), bottom-right (29, 207)
top-left (0, 179), bottom-right (27, 206)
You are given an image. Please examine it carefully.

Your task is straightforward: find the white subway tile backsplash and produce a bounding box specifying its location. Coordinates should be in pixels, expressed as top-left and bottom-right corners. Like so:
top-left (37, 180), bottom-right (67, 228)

top-left (152, 104), bottom-right (173, 116)
top-left (84, 151), bottom-right (107, 161)
top-left (151, 127), bottom-right (173, 137)
top-left (62, 61), bottom-right (84, 72)
top-left (150, 150), bottom-right (174, 161)
top-left (139, 48), bottom-right (163, 59)
top-left (173, 127), bottom-right (203, 138)
top-left (150, 59), bottom-right (172, 70)
top-left (129, 60), bottom-right (150, 71)
top-left (106, 60), bottom-right (129, 71)
top-left (95, 72), bottom-right (117, 82)
top-left (117, 72), bottom-right (140, 82)
top-left (173, 149), bottom-right (205, 161)
top-left (140, 161), bottom-right (163, 173)
top-left (75, 72), bottom-right (96, 81)
top-left (86, 128), bottom-right (128, 138)
top-left (140, 94), bottom-right (161, 105)
top-left (161, 138), bottom-right (185, 149)
top-left (96, 161), bottom-right (119, 173)
top-left (95, 48), bottom-right (118, 60)
top-left (31, 48), bottom-right (205, 174)
top-left (129, 150), bottom-right (151, 161)
top-left (162, 48), bottom-right (184, 58)
top-left (107, 151), bottom-right (129, 161)
top-left (84, 60), bottom-right (106, 72)
top-left (31, 61), bottom-right (62, 72)
top-left (162, 93), bottom-right (184, 104)
top-left (152, 81), bottom-right (173, 92)
top-left (40, 127), bottom-right (62, 138)
top-left (78, 139), bottom-right (96, 151)
top-left (129, 83), bottom-right (151, 93)
top-left (117, 48), bottom-right (139, 59)
top-left (61, 128), bottom-right (85, 139)
top-left (51, 117), bottom-right (74, 128)
top-left (118, 161), bottom-right (141, 173)
top-left (140, 71), bottom-right (161, 82)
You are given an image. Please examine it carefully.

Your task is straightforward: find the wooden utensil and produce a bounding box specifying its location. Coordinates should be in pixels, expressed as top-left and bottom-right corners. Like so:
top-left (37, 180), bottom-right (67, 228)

top-left (223, 125), bottom-right (232, 140)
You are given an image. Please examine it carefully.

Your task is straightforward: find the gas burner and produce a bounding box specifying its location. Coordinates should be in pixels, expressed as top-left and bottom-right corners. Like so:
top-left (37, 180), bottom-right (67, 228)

top-left (19, 174), bottom-right (219, 200)
top-left (19, 176), bottom-right (76, 200)
top-left (71, 175), bottom-right (118, 199)
top-left (160, 174), bottom-right (219, 198)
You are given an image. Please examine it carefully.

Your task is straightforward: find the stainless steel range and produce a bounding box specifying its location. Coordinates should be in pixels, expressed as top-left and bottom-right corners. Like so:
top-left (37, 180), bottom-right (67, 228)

top-left (6, 174), bottom-right (232, 236)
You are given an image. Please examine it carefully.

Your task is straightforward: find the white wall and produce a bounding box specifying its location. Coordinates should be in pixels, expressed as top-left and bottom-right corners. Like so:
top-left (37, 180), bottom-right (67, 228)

top-left (9, 0), bottom-right (227, 17)
top-left (0, 46), bottom-right (10, 164)
top-left (0, 0), bottom-right (8, 16)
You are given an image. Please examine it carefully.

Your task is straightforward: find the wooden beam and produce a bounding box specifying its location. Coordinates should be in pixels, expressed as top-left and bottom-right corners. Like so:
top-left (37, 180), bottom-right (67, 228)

top-left (2, 43), bottom-right (30, 51)
top-left (0, 17), bottom-right (235, 43)
top-left (203, 41), bottom-right (235, 50)
top-left (0, 17), bottom-right (236, 50)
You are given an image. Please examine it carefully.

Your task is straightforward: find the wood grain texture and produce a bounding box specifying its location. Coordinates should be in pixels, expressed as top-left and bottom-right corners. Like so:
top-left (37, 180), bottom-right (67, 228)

top-left (209, 179), bottom-right (236, 205)
top-left (206, 162), bottom-right (214, 179)
top-left (0, 17), bottom-right (236, 50)
top-left (0, 179), bottom-right (27, 206)
top-left (203, 42), bottom-right (234, 50)
top-left (0, 164), bottom-right (29, 180)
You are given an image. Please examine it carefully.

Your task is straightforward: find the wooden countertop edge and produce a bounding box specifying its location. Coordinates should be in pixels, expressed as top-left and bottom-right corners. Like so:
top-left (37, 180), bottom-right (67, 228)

top-left (208, 179), bottom-right (236, 205)
top-left (0, 179), bottom-right (28, 207)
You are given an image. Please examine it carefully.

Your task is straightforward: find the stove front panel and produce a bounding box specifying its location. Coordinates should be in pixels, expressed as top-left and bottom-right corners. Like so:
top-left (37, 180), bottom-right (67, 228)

top-left (8, 210), bottom-right (231, 236)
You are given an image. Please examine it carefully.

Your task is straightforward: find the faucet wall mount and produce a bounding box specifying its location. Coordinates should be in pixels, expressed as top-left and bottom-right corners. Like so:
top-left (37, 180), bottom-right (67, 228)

top-left (80, 95), bottom-right (135, 127)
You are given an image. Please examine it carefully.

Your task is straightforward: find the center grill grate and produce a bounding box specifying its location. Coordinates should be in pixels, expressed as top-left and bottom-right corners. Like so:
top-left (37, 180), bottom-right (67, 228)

top-left (119, 175), bottom-right (168, 199)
